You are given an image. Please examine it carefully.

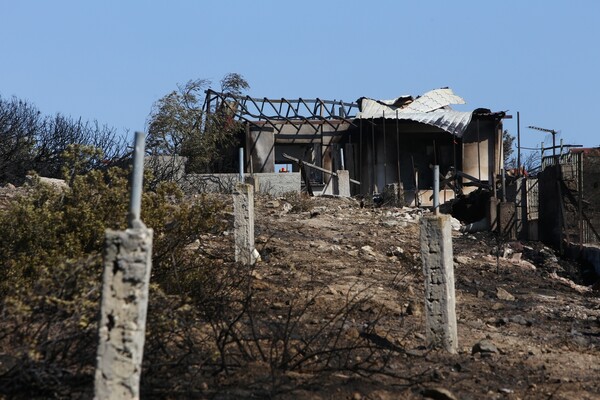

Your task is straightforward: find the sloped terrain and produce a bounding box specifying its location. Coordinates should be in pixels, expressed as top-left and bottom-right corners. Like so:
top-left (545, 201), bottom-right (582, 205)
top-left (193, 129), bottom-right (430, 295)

top-left (1, 185), bottom-right (600, 399)
top-left (225, 195), bottom-right (600, 399)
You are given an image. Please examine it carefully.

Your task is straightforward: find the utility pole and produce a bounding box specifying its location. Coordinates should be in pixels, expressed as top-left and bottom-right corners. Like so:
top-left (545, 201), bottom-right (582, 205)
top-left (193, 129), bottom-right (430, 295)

top-left (517, 112), bottom-right (521, 175)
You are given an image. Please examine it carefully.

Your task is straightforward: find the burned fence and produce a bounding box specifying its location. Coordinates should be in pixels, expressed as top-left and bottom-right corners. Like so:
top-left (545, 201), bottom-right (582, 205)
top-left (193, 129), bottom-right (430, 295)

top-left (538, 150), bottom-right (600, 249)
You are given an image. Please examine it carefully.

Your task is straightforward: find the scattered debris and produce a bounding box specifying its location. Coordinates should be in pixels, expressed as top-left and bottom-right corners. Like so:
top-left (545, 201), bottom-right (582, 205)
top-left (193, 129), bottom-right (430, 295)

top-left (549, 272), bottom-right (592, 294)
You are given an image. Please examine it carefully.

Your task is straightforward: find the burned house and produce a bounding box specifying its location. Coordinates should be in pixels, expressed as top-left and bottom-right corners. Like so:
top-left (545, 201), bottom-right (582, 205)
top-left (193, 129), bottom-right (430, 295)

top-left (204, 88), bottom-right (508, 206)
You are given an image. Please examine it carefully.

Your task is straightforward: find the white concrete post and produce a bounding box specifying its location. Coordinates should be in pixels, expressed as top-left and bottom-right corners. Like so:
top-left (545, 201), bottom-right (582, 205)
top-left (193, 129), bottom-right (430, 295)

top-left (234, 182), bottom-right (256, 265)
top-left (335, 170), bottom-right (351, 197)
top-left (95, 131), bottom-right (153, 400)
top-left (95, 229), bottom-right (153, 400)
top-left (420, 214), bottom-right (458, 353)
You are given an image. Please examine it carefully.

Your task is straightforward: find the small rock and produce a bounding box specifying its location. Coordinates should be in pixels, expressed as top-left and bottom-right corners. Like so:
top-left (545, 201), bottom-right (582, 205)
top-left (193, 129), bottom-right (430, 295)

top-left (422, 387), bottom-right (458, 400)
top-left (477, 290), bottom-right (485, 298)
top-left (514, 259), bottom-right (537, 270)
top-left (250, 269), bottom-right (263, 280)
top-left (265, 200), bottom-right (280, 208)
top-left (251, 248), bottom-right (261, 263)
top-left (472, 339), bottom-right (498, 355)
top-left (360, 245), bottom-right (378, 258)
top-left (454, 255), bottom-right (471, 265)
top-left (502, 247), bottom-right (514, 258)
top-left (281, 202), bottom-right (292, 213)
top-left (256, 235), bottom-right (268, 244)
top-left (406, 348), bottom-right (425, 357)
top-left (381, 219), bottom-right (398, 227)
top-left (492, 302), bottom-right (504, 310)
top-left (496, 287), bottom-right (515, 301)
top-left (387, 246), bottom-right (404, 257)
top-left (509, 314), bottom-right (531, 326)
top-left (406, 300), bottom-right (421, 316)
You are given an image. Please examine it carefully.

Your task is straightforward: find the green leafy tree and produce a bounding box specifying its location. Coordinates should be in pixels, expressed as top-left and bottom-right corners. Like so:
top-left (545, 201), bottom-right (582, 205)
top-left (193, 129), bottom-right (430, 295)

top-left (146, 73), bottom-right (249, 173)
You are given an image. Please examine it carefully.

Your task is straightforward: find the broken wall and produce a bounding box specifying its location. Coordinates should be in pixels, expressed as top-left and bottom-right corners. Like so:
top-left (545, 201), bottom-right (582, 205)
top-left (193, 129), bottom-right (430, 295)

top-left (538, 165), bottom-right (562, 248)
top-left (181, 172), bottom-right (301, 196)
top-left (247, 126), bottom-right (275, 173)
top-left (582, 150), bottom-right (600, 243)
top-left (461, 118), bottom-right (500, 193)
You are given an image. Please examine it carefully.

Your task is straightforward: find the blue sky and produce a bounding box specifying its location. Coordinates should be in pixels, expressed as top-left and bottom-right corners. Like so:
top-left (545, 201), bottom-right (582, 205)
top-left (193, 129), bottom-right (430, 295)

top-left (2, 1), bottom-right (599, 155)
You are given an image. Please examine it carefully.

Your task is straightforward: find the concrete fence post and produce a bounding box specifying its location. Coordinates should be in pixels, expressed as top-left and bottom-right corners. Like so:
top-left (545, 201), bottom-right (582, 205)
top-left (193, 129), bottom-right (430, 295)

top-left (95, 131), bottom-right (153, 400)
top-left (234, 182), bottom-right (256, 265)
top-left (420, 214), bottom-right (458, 353)
top-left (335, 170), bottom-right (351, 197)
top-left (498, 202), bottom-right (517, 241)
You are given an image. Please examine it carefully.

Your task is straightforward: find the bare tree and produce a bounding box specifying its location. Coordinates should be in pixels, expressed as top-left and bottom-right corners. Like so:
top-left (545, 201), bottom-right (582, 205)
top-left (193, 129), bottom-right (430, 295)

top-left (0, 95), bottom-right (126, 184)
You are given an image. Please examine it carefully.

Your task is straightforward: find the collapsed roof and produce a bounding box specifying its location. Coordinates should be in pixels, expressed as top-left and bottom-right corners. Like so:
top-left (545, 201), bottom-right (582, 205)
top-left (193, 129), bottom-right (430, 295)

top-left (204, 87), bottom-right (504, 138)
top-left (356, 88), bottom-right (474, 137)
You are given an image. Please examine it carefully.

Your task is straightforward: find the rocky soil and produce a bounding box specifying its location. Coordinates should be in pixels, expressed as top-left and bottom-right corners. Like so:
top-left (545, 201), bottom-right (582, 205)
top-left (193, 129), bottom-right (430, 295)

top-left (223, 194), bottom-right (600, 400)
top-left (2, 183), bottom-right (600, 399)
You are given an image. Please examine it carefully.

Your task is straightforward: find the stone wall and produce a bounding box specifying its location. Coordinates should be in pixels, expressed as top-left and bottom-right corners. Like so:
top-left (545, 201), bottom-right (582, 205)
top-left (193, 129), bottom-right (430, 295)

top-left (181, 172), bottom-right (301, 196)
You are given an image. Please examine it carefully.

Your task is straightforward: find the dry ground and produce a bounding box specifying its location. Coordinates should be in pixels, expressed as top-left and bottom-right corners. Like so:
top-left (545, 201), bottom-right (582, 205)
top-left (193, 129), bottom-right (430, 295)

top-left (212, 194), bottom-right (600, 399)
top-left (2, 186), bottom-right (599, 399)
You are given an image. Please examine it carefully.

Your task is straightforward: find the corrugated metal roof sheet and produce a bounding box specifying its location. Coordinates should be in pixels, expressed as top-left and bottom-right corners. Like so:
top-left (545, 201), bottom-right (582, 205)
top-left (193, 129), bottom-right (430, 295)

top-left (356, 88), bottom-right (473, 137)
top-left (392, 110), bottom-right (473, 137)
